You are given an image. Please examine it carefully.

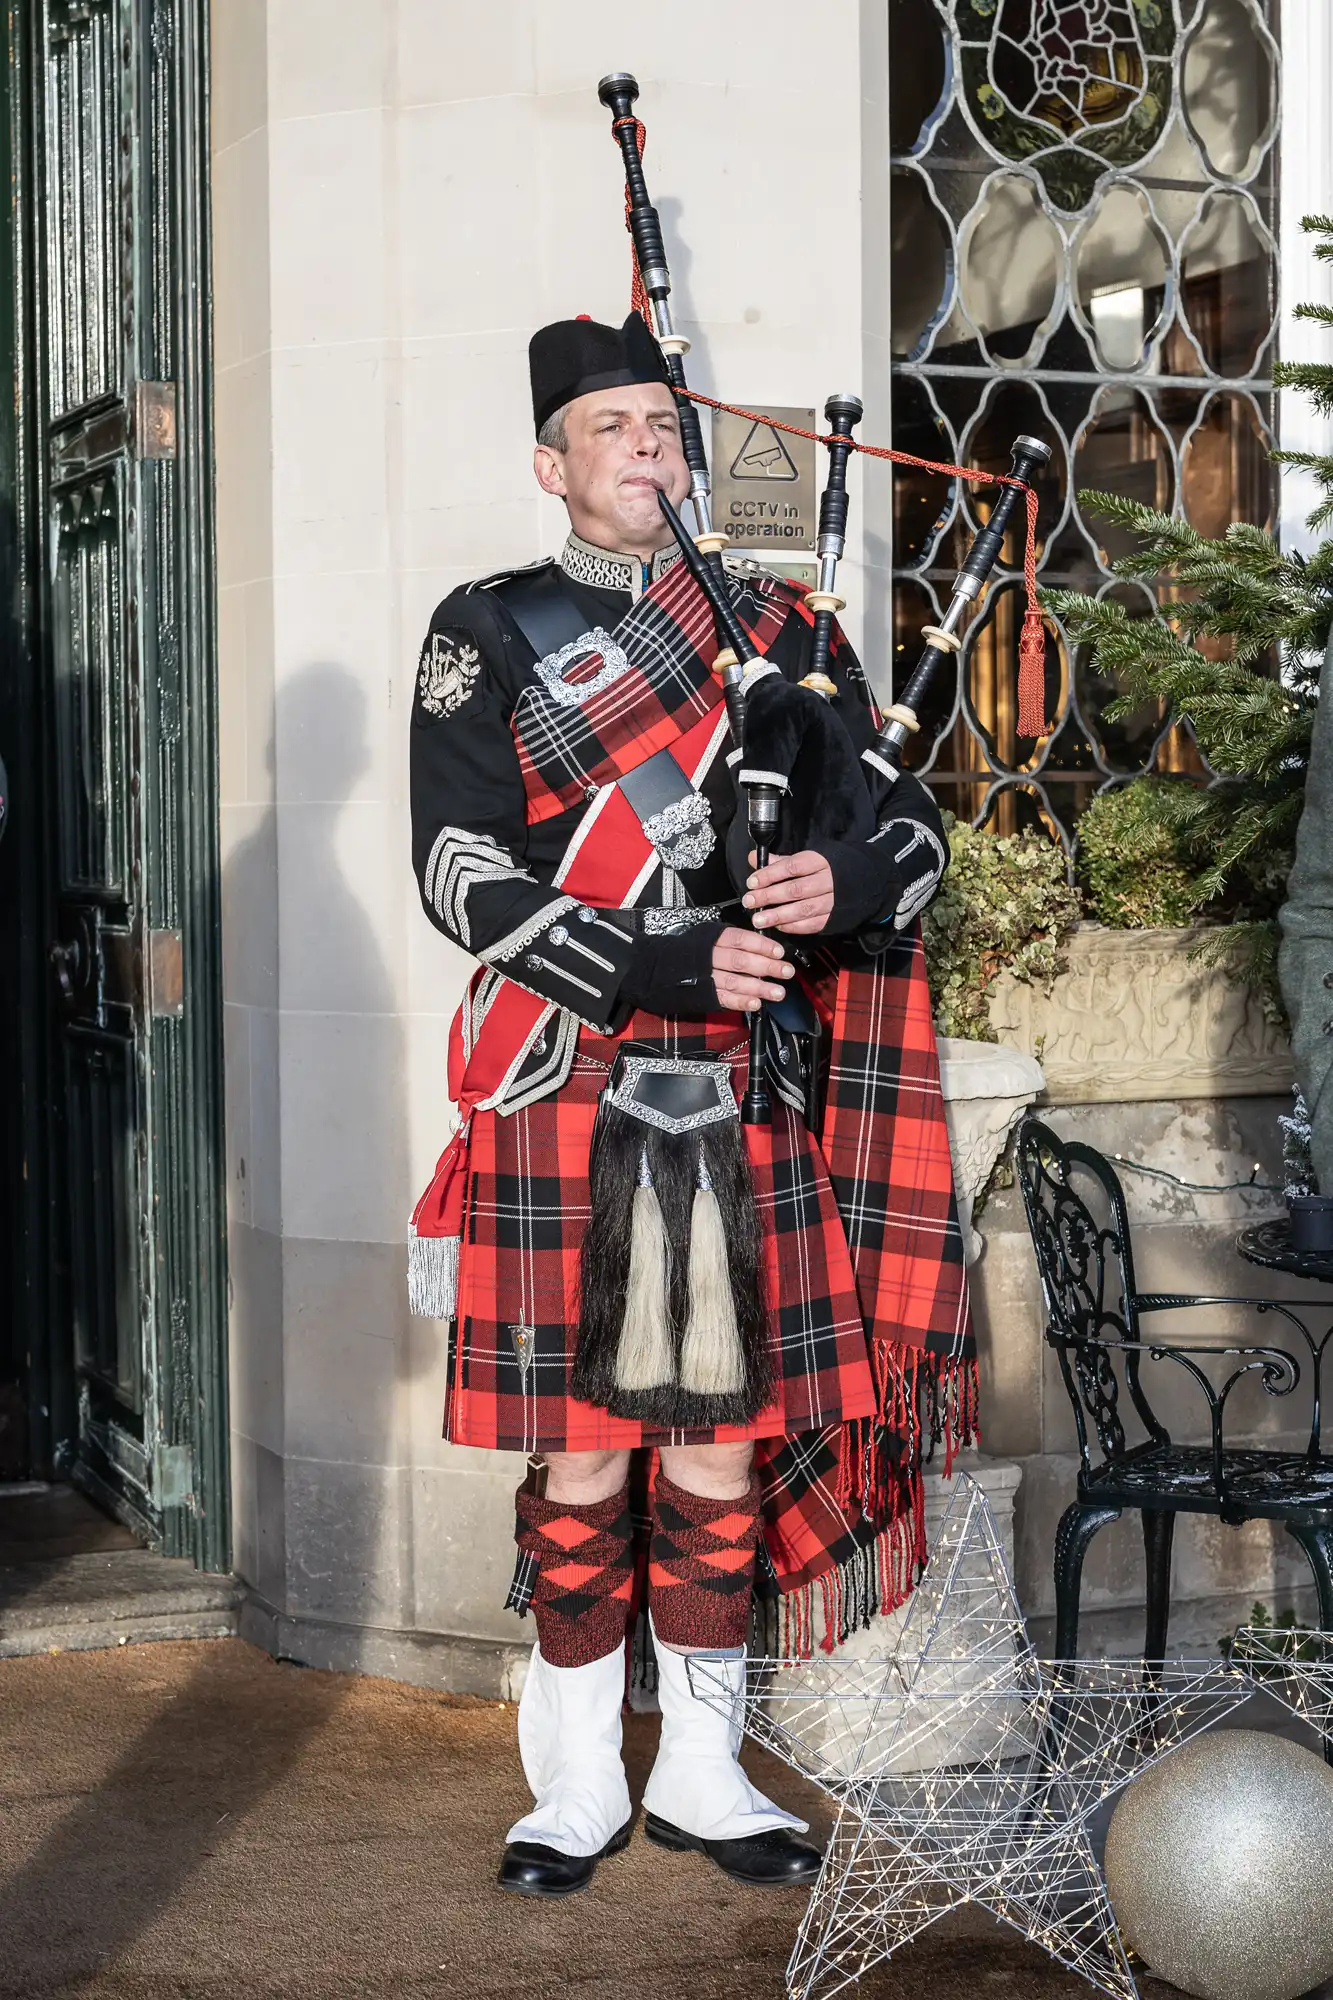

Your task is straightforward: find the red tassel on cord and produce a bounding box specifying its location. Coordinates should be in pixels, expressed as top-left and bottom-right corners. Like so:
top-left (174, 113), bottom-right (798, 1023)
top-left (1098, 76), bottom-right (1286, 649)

top-left (1016, 611), bottom-right (1048, 739)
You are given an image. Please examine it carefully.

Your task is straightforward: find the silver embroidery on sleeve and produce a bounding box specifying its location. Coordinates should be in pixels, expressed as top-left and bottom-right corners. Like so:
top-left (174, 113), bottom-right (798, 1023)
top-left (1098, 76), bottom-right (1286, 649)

top-left (869, 819), bottom-right (948, 929)
top-left (894, 871), bottom-right (943, 928)
top-left (641, 791), bottom-right (716, 872)
top-left (521, 954), bottom-right (603, 1000)
top-left (424, 826), bottom-right (533, 948)
top-left (418, 633), bottom-right (482, 717)
top-left (533, 628), bottom-right (632, 707)
top-left (564, 937), bottom-right (617, 974)
top-left (874, 820), bottom-right (947, 867)
top-left (477, 894), bottom-right (581, 966)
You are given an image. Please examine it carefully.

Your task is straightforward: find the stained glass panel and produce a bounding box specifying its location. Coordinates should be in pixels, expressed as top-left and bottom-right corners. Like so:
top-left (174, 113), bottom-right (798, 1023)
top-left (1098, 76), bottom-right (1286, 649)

top-left (887, 0), bottom-right (1279, 851)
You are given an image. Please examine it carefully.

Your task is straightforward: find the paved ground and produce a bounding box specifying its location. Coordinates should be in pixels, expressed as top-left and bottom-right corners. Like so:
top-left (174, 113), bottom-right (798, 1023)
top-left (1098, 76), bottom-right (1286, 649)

top-left (0, 1636), bottom-right (1211, 2000)
top-left (0, 1487), bottom-right (240, 1660)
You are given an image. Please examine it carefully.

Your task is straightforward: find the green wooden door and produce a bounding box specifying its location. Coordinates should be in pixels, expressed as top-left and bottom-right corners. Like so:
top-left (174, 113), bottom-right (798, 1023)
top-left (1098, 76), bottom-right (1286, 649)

top-left (34, 0), bottom-right (226, 1567)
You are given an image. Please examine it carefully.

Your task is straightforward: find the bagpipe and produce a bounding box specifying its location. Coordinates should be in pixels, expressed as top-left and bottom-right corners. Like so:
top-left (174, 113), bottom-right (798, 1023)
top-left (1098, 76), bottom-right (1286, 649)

top-left (598, 73), bottom-right (1052, 1125)
top-left (560, 76), bottom-right (1050, 1428)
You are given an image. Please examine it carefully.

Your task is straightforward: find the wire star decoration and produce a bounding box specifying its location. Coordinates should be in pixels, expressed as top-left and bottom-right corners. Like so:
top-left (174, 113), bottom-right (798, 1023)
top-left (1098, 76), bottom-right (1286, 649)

top-left (689, 1475), bottom-right (1255, 2000)
top-left (1228, 1622), bottom-right (1333, 1744)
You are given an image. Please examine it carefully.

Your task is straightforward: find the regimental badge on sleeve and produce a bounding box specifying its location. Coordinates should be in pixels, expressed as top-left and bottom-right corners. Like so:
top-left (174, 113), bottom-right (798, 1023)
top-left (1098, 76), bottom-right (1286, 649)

top-left (417, 630), bottom-right (482, 718)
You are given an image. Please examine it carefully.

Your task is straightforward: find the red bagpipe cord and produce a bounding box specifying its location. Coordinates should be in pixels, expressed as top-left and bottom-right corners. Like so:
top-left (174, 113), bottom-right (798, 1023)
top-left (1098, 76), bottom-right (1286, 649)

top-left (611, 119), bottom-right (1049, 739)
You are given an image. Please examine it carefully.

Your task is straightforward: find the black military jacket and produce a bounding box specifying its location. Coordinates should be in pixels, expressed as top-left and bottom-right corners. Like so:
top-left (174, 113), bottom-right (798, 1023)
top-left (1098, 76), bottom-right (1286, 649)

top-left (410, 531), bottom-right (947, 1032)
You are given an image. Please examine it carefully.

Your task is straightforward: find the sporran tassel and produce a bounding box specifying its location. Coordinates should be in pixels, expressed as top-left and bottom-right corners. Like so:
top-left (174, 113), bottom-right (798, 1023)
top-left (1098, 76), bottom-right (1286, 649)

top-left (679, 1154), bottom-right (745, 1397)
top-left (614, 1154), bottom-right (676, 1394)
top-left (573, 1052), bottom-right (774, 1429)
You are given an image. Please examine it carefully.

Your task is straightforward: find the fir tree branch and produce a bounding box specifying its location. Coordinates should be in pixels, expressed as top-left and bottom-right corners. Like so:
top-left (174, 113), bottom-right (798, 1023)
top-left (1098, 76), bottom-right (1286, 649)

top-left (1041, 216), bottom-right (1328, 966)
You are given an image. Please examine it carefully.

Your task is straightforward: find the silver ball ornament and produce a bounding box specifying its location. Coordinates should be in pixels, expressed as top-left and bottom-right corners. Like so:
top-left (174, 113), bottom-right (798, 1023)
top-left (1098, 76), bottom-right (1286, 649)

top-left (1104, 1727), bottom-right (1333, 2000)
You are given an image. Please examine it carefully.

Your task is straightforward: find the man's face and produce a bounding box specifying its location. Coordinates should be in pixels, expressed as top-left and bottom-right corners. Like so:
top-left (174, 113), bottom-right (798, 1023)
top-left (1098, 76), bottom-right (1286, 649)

top-left (534, 382), bottom-right (691, 554)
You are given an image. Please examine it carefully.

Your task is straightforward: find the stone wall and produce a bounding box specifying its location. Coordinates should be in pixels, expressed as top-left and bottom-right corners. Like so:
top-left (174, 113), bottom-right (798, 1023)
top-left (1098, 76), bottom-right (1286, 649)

top-left (211, 0), bottom-right (895, 1688)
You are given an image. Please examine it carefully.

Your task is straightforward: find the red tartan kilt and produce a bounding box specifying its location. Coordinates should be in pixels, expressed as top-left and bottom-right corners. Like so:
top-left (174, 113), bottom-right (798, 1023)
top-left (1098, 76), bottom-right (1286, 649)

top-left (446, 1010), bottom-right (877, 1453)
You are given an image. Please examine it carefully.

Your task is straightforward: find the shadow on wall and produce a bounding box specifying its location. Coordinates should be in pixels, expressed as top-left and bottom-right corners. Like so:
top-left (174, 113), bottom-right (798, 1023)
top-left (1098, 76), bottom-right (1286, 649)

top-left (223, 662), bottom-right (427, 1665)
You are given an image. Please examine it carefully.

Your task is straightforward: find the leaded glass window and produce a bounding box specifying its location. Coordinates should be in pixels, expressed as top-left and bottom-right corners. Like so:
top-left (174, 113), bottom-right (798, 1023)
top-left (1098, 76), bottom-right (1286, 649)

top-left (888, 0), bottom-right (1279, 843)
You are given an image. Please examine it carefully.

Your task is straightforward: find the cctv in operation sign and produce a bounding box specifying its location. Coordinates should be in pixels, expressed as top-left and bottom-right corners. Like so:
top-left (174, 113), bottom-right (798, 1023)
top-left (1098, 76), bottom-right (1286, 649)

top-left (711, 405), bottom-right (817, 551)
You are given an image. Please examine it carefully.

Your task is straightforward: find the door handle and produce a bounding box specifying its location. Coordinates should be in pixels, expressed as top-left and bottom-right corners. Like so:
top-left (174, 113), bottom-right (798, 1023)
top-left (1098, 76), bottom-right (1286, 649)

top-left (49, 935), bottom-right (84, 1002)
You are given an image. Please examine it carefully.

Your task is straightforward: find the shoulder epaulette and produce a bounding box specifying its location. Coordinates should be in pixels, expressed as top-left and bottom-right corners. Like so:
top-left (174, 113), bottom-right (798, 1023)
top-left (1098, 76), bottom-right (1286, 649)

top-left (721, 553), bottom-right (767, 581)
top-left (734, 561), bottom-right (805, 605)
top-left (468, 557), bottom-right (557, 595)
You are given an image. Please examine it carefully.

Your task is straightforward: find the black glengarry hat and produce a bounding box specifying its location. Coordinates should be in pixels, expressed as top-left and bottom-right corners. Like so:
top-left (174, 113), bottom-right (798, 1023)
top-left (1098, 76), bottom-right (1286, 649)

top-left (530, 312), bottom-right (672, 437)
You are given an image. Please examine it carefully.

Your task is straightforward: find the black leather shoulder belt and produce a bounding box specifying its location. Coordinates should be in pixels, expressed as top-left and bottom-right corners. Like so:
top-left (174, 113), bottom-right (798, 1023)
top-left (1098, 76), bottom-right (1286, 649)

top-left (484, 564), bottom-right (592, 662)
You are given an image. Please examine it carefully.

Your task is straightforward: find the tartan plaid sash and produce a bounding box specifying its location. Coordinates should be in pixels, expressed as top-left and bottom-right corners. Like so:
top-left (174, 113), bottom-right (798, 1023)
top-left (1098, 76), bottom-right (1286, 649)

top-left (513, 557), bottom-right (792, 825)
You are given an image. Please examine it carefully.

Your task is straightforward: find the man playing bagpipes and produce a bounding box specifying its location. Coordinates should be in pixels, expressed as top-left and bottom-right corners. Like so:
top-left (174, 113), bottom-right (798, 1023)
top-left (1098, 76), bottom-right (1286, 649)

top-left (408, 310), bottom-right (974, 1898)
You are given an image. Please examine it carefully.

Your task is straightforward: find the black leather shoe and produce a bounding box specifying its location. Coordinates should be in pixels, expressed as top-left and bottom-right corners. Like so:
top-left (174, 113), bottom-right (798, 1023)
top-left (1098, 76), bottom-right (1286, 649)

top-left (644, 1811), bottom-right (822, 1886)
top-left (497, 1820), bottom-right (632, 1897)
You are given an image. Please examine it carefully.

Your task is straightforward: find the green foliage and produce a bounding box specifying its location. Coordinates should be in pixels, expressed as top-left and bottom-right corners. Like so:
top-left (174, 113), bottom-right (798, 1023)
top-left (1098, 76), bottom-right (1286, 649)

top-left (1075, 782), bottom-right (1200, 929)
top-left (1274, 214), bottom-right (1333, 531)
top-left (1219, 1600), bottom-right (1327, 1668)
top-left (1040, 217), bottom-right (1333, 997)
top-left (922, 813), bottom-right (1082, 1041)
top-left (1189, 921), bottom-right (1285, 1027)
top-left (1047, 525), bottom-right (1319, 898)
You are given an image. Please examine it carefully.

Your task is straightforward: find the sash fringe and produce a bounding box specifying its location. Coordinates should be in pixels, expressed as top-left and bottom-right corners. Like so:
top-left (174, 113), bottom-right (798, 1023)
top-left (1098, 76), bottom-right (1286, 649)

top-left (836, 1347), bottom-right (977, 1522)
top-left (628, 1505), bottom-right (932, 1672)
top-left (407, 1228), bottom-right (460, 1320)
top-left (765, 1507), bottom-right (923, 1660)
top-left (769, 1347), bottom-right (979, 1660)
top-left (926, 1352), bottom-right (981, 1476)
top-left (613, 1351), bottom-right (979, 1681)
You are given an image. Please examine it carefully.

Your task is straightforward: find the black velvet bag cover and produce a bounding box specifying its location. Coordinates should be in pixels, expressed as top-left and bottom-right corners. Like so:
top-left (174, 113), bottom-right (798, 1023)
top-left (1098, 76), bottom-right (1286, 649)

top-left (726, 674), bottom-right (875, 895)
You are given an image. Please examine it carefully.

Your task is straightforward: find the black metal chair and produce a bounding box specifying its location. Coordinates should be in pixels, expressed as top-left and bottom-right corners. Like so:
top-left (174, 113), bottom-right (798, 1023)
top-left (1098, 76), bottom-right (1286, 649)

top-left (1016, 1118), bottom-right (1333, 1666)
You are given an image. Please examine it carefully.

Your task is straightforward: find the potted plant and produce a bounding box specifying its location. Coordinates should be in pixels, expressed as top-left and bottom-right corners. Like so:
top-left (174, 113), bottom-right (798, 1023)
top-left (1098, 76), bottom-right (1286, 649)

top-left (1279, 1089), bottom-right (1333, 1254)
top-left (922, 813), bottom-right (1081, 1041)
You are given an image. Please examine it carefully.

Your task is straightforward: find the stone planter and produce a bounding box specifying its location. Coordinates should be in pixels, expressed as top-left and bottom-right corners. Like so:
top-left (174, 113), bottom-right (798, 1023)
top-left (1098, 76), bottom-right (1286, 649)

top-left (987, 924), bottom-right (1292, 1105)
top-left (939, 1038), bottom-right (1045, 1263)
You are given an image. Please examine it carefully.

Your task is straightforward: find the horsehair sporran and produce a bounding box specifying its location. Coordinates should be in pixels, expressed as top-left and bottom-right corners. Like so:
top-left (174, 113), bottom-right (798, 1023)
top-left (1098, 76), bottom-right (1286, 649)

top-left (574, 1054), bottom-right (769, 1430)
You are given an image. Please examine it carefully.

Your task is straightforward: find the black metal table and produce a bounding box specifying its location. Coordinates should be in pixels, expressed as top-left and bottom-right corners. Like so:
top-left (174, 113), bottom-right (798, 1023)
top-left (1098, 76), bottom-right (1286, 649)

top-left (1237, 1216), bottom-right (1333, 1286)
